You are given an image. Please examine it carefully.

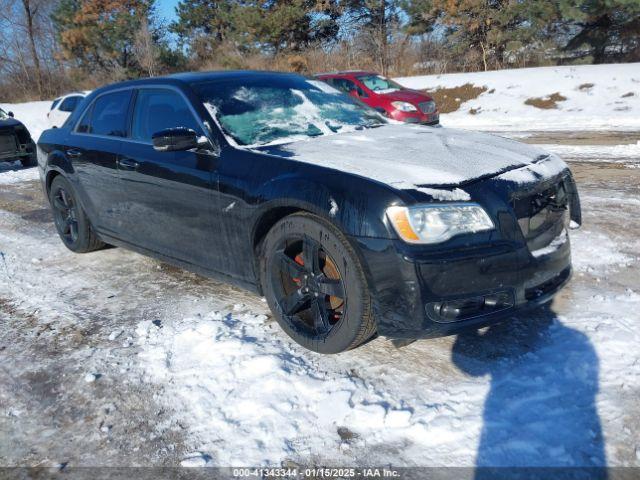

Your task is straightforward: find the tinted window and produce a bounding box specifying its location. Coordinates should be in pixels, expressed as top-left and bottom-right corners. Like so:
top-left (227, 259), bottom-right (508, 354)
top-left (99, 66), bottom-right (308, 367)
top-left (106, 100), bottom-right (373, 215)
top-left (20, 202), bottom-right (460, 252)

top-left (356, 75), bottom-right (402, 93)
top-left (131, 89), bottom-right (201, 142)
top-left (51, 98), bottom-right (61, 111)
top-left (332, 78), bottom-right (367, 98)
top-left (79, 90), bottom-right (131, 136)
top-left (331, 78), bottom-right (356, 93)
top-left (76, 104), bottom-right (93, 133)
top-left (59, 95), bottom-right (82, 113)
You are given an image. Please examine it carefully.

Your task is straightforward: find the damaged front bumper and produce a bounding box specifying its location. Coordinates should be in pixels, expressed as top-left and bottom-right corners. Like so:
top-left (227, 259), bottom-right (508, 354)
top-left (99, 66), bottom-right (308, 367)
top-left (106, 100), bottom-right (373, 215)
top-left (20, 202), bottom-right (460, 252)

top-left (351, 234), bottom-right (572, 339)
top-left (351, 166), bottom-right (581, 340)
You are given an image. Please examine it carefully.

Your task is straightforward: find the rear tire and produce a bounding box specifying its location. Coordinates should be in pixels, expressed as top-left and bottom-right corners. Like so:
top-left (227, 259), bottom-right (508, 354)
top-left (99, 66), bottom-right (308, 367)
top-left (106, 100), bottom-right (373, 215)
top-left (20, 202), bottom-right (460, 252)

top-left (260, 212), bottom-right (376, 354)
top-left (49, 175), bottom-right (105, 253)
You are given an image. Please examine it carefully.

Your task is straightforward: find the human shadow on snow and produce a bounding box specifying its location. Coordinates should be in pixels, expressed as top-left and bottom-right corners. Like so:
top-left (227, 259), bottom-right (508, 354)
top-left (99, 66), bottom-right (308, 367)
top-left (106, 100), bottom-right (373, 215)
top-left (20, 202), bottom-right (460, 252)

top-left (451, 306), bottom-right (607, 480)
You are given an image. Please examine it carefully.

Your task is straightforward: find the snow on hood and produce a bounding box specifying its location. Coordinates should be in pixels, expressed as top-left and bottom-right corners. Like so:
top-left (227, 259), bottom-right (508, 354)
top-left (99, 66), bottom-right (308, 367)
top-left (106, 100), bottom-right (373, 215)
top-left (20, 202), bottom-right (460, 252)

top-left (259, 124), bottom-right (566, 189)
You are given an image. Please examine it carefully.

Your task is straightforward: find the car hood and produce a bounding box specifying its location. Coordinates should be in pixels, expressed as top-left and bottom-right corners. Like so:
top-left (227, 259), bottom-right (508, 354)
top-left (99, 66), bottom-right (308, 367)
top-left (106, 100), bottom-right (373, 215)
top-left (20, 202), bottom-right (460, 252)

top-left (257, 124), bottom-right (566, 189)
top-left (381, 89), bottom-right (432, 103)
top-left (0, 117), bottom-right (24, 131)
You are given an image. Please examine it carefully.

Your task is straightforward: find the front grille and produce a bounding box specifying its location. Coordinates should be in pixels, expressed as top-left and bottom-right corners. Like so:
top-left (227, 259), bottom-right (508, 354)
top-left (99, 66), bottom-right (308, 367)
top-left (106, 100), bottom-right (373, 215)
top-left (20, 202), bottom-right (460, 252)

top-left (512, 176), bottom-right (570, 252)
top-left (0, 134), bottom-right (18, 156)
top-left (418, 101), bottom-right (436, 114)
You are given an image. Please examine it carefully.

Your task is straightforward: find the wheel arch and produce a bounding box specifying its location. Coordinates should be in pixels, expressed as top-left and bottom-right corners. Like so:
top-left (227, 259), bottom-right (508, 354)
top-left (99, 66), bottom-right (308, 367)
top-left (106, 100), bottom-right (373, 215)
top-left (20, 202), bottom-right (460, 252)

top-left (251, 200), bottom-right (381, 299)
top-left (45, 169), bottom-right (62, 196)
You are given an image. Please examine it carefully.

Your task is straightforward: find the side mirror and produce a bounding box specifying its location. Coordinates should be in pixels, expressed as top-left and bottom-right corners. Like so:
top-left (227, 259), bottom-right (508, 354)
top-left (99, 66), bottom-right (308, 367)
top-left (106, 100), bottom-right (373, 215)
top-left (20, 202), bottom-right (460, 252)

top-left (152, 128), bottom-right (200, 152)
top-left (8, 111), bottom-right (14, 118)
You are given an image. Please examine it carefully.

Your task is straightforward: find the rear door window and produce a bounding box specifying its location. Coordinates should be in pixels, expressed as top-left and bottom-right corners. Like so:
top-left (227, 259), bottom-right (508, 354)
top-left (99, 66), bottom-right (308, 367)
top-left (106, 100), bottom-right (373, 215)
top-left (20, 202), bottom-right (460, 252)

top-left (131, 89), bottom-right (201, 142)
top-left (59, 95), bottom-right (83, 113)
top-left (78, 90), bottom-right (132, 137)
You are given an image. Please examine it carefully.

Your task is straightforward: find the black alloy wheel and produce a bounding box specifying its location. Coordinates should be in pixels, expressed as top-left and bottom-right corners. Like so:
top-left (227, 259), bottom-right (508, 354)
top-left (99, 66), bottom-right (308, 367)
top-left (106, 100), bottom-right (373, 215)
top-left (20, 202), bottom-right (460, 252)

top-left (49, 175), bottom-right (105, 253)
top-left (261, 213), bottom-right (376, 353)
top-left (52, 186), bottom-right (79, 245)
top-left (271, 234), bottom-right (346, 337)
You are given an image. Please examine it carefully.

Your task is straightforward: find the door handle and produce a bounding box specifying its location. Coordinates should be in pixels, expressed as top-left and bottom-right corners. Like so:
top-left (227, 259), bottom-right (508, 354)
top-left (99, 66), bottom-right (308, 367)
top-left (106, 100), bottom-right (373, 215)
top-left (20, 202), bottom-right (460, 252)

top-left (66, 149), bottom-right (82, 158)
top-left (118, 158), bottom-right (139, 171)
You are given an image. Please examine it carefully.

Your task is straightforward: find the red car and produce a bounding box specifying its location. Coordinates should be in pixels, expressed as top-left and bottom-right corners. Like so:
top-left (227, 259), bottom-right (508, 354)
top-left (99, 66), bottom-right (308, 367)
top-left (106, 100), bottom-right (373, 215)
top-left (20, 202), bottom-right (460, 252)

top-left (315, 71), bottom-right (439, 125)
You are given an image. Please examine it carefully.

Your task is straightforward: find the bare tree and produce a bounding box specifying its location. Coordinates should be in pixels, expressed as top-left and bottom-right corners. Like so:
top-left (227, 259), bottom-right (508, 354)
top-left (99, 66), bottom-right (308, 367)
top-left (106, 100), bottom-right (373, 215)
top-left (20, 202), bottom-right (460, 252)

top-left (0, 0), bottom-right (56, 100)
top-left (134, 17), bottom-right (160, 77)
top-left (21, 0), bottom-right (44, 98)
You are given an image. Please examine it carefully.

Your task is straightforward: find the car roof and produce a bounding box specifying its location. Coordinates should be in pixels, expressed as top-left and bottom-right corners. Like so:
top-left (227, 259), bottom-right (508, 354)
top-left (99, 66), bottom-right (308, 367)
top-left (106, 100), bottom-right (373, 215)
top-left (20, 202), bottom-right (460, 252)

top-left (169, 70), bottom-right (304, 84)
top-left (316, 71), bottom-right (378, 78)
top-left (61, 91), bottom-right (89, 98)
top-left (90, 70), bottom-right (306, 97)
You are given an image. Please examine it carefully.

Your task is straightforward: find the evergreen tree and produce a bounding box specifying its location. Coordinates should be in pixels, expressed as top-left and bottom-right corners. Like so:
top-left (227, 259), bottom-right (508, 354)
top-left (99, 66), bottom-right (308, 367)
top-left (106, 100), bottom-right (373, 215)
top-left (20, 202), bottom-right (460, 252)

top-left (342, 0), bottom-right (404, 75)
top-left (559, 0), bottom-right (640, 63)
top-left (52, 0), bottom-right (160, 77)
top-left (170, 0), bottom-right (236, 59)
top-left (404, 0), bottom-right (560, 70)
top-left (171, 0), bottom-right (341, 59)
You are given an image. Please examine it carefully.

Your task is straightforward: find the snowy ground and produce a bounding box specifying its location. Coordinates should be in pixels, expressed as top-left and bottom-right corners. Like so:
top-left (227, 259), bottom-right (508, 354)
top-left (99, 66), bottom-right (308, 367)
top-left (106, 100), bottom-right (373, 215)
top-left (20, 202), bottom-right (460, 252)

top-left (396, 63), bottom-right (640, 132)
top-left (1, 65), bottom-right (640, 471)
top-left (1, 137), bottom-right (639, 470)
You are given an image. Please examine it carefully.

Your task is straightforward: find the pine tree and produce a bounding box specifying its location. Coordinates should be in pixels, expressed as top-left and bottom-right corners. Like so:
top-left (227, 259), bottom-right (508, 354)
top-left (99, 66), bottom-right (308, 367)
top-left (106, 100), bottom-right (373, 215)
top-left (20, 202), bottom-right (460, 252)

top-left (171, 0), bottom-right (341, 60)
top-left (52, 0), bottom-right (159, 77)
top-left (342, 0), bottom-right (404, 75)
top-left (404, 0), bottom-right (560, 71)
top-left (559, 0), bottom-right (640, 63)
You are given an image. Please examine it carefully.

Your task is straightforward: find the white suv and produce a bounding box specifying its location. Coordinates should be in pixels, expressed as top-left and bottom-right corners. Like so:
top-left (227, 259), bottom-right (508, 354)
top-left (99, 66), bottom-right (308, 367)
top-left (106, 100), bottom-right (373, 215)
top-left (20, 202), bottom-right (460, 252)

top-left (47, 92), bottom-right (89, 128)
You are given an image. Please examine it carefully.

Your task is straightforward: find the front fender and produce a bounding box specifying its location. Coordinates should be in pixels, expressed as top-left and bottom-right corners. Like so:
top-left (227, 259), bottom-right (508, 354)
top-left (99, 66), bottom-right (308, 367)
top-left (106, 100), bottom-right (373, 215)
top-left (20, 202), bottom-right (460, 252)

top-left (254, 171), bottom-right (403, 239)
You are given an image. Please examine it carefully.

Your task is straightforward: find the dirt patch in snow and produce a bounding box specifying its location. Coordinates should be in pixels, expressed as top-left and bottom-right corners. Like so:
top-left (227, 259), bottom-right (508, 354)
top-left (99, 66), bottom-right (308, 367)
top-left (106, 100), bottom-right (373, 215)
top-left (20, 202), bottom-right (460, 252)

top-left (621, 92), bottom-right (635, 98)
top-left (515, 130), bottom-right (640, 146)
top-left (425, 83), bottom-right (488, 113)
top-left (524, 93), bottom-right (568, 110)
top-left (578, 83), bottom-right (595, 91)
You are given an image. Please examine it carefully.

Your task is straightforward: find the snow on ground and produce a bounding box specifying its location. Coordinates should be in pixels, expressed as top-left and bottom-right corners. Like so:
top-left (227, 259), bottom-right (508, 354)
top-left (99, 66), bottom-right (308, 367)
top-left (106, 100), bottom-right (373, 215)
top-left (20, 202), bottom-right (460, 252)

top-left (396, 63), bottom-right (640, 132)
top-left (1, 65), bottom-right (640, 469)
top-left (0, 160), bottom-right (39, 184)
top-left (1, 149), bottom-right (639, 469)
top-left (535, 142), bottom-right (640, 163)
top-left (131, 189), bottom-right (640, 468)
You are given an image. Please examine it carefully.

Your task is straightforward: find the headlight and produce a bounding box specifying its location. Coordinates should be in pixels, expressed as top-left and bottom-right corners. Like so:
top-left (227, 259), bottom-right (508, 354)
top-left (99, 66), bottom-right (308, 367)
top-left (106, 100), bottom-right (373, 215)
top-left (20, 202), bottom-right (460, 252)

top-left (386, 203), bottom-right (494, 244)
top-left (391, 101), bottom-right (418, 112)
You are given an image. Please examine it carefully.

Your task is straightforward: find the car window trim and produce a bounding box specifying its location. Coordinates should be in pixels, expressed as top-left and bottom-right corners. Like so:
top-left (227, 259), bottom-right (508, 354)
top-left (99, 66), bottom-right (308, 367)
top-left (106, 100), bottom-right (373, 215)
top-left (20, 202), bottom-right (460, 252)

top-left (72, 86), bottom-right (134, 139)
top-left (129, 86), bottom-right (205, 145)
top-left (71, 84), bottom-right (217, 152)
top-left (59, 98), bottom-right (77, 112)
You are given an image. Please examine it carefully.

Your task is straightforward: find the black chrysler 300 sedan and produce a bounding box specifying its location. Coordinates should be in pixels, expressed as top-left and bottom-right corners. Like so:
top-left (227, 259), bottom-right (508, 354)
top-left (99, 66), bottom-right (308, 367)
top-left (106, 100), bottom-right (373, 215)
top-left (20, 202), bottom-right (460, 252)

top-left (37, 71), bottom-right (581, 353)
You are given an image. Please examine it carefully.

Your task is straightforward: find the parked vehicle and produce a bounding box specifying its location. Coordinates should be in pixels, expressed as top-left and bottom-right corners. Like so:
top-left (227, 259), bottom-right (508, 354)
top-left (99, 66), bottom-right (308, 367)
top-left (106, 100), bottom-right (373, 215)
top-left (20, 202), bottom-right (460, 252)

top-left (316, 71), bottom-right (439, 125)
top-left (37, 71), bottom-right (581, 354)
top-left (48, 92), bottom-right (88, 128)
top-left (0, 107), bottom-right (36, 166)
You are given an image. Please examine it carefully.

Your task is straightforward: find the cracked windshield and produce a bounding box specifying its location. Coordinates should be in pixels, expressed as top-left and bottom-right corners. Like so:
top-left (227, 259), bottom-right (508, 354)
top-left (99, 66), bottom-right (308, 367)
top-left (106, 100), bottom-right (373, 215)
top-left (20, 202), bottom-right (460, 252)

top-left (195, 78), bottom-right (386, 146)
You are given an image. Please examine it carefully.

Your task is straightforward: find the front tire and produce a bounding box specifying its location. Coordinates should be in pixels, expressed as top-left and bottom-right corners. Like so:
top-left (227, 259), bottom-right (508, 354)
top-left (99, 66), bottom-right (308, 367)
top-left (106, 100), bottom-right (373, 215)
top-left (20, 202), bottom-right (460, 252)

top-left (49, 175), bottom-right (105, 253)
top-left (260, 213), bottom-right (376, 354)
